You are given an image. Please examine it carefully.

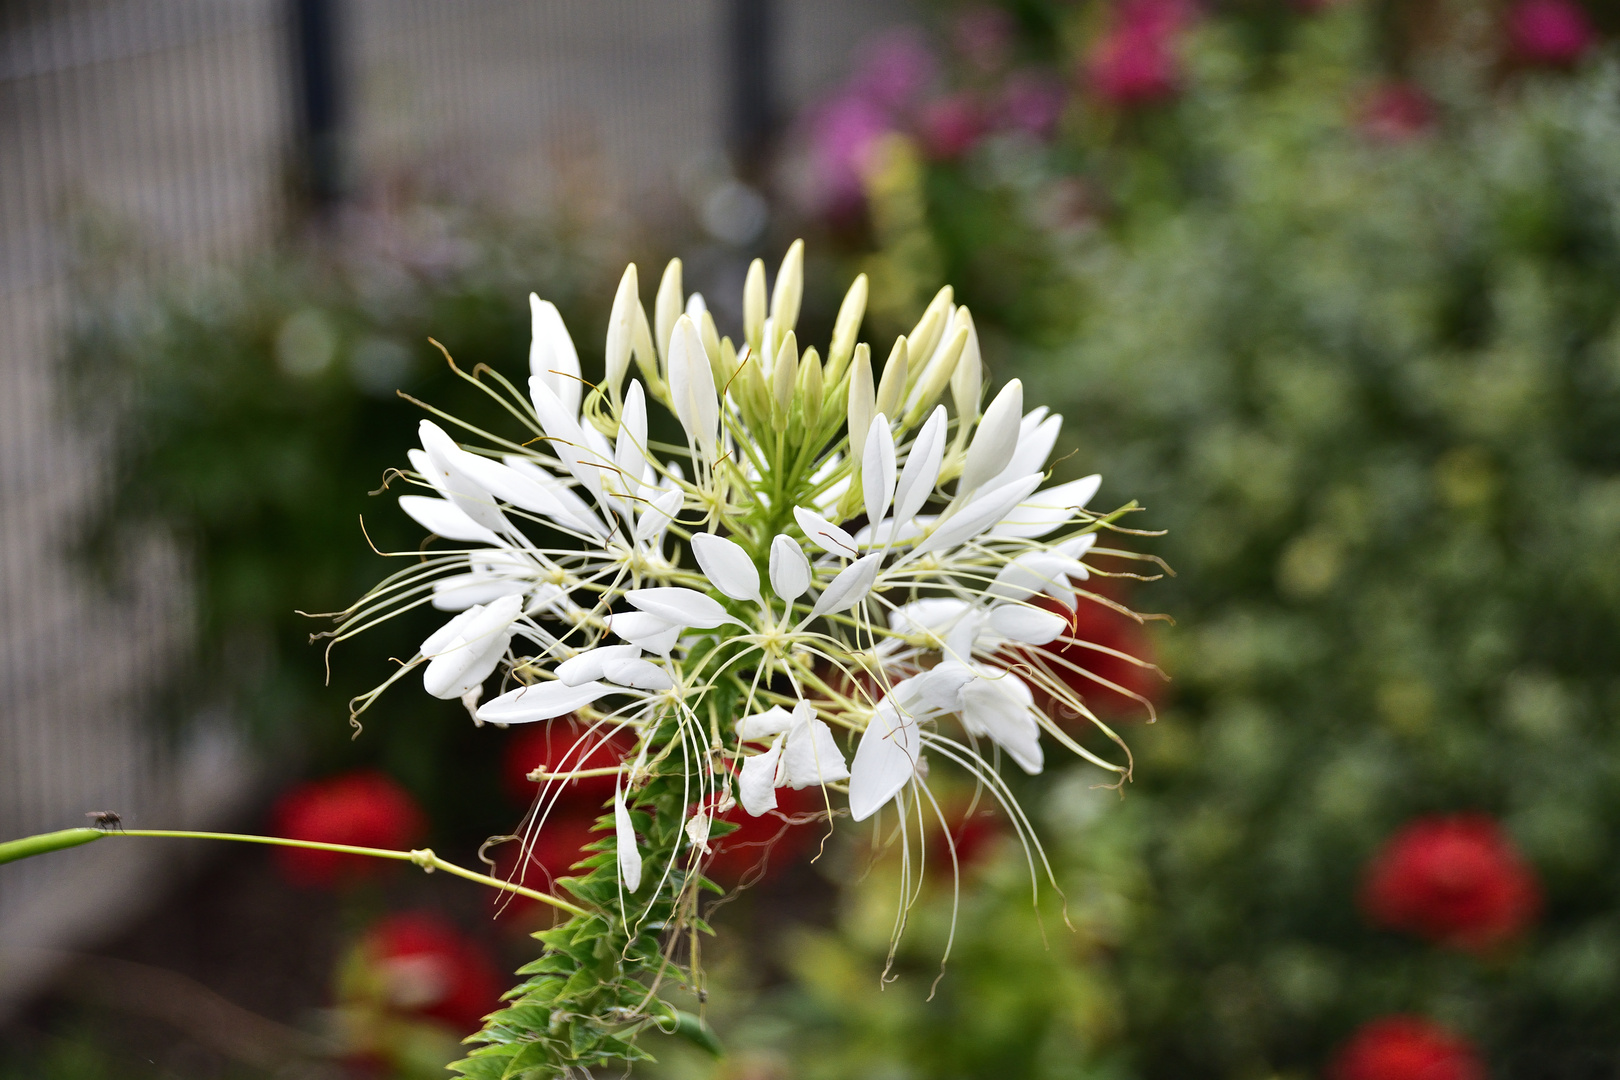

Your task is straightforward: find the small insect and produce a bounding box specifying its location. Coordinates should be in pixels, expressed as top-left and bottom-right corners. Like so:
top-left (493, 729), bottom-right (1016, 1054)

top-left (85, 810), bottom-right (123, 831)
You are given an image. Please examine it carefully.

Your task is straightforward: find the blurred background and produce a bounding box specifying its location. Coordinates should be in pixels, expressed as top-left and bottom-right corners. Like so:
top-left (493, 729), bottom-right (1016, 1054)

top-left (3, 1), bottom-right (1620, 1077)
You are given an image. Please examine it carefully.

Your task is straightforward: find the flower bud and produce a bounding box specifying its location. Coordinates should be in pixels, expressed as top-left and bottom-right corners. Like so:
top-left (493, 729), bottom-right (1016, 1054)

top-left (949, 307), bottom-right (983, 430)
top-left (655, 258), bottom-right (683, 367)
top-left (798, 345), bottom-right (824, 430)
top-left (632, 300), bottom-right (661, 394)
top-left (906, 320), bottom-right (969, 427)
top-left (875, 337), bottom-right (908, 420)
top-left (958, 378), bottom-right (1023, 496)
top-left (699, 309), bottom-right (722, 378)
top-left (604, 264), bottom-right (638, 397)
top-left (906, 286), bottom-right (954, 383)
top-left (826, 273), bottom-right (868, 382)
top-left (770, 238), bottom-right (804, 336)
top-left (847, 342), bottom-right (874, 456)
top-left (737, 343), bottom-right (771, 421)
top-left (744, 258), bottom-right (767, 353)
top-left (773, 331), bottom-right (799, 420)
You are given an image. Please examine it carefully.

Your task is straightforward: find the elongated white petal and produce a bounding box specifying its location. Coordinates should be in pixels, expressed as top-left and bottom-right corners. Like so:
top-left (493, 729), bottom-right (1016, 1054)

top-left (781, 708), bottom-right (849, 789)
top-left (847, 343), bottom-right (875, 456)
top-left (906, 661), bottom-right (977, 713)
top-left (692, 533), bottom-right (762, 602)
top-left (634, 488), bottom-right (682, 547)
top-left (914, 473), bottom-right (1043, 556)
top-left (988, 410), bottom-right (1061, 490)
top-left (556, 644), bottom-right (642, 687)
top-left (889, 598), bottom-right (972, 636)
top-left (431, 572), bottom-right (527, 612)
top-left (988, 475), bottom-right (1102, 539)
top-left (604, 265), bottom-right (637, 395)
top-left (737, 705), bottom-right (794, 741)
top-left (957, 379), bottom-right (1024, 496)
top-left (421, 594), bottom-right (522, 699)
top-left (862, 414), bottom-right (897, 526)
top-left (794, 505), bottom-right (858, 558)
top-left (615, 380), bottom-right (649, 495)
top-left (601, 657), bottom-right (674, 691)
top-left (893, 405), bottom-right (947, 525)
top-left (529, 377), bottom-right (607, 503)
top-left (960, 672), bottom-right (1042, 774)
top-left (848, 699), bottom-right (920, 822)
top-left (738, 737), bottom-right (785, 816)
top-left (808, 552), bottom-right (882, 618)
top-left (988, 604), bottom-right (1069, 645)
top-left (399, 495), bottom-right (500, 545)
top-left (529, 294), bottom-right (582, 416)
top-left (615, 785), bottom-right (643, 892)
top-left (988, 551), bottom-right (1086, 608)
top-left (501, 456), bottom-right (607, 537)
top-left (453, 452), bottom-right (587, 535)
top-left (418, 421), bottom-right (511, 535)
top-left (769, 534), bottom-right (812, 603)
top-left (625, 587), bottom-right (739, 629)
top-left (604, 610), bottom-right (683, 654)
top-left (420, 607), bottom-right (478, 659)
top-left (477, 679), bottom-right (614, 725)
top-left (668, 315), bottom-right (720, 459)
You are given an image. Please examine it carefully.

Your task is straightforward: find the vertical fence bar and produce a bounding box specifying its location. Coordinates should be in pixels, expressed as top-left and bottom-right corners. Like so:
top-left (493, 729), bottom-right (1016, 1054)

top-left (287, 0), bottom-right (347, 214)
top-left (727, 0), bottom-right (774, 182)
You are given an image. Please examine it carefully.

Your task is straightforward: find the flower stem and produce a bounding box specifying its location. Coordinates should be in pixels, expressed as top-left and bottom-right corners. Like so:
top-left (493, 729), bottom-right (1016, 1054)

top-left (0, 827), bottom-right (589, 918)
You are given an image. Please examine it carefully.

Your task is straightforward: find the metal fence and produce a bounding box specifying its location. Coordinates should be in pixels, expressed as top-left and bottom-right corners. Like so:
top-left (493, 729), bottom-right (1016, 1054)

top-left (0, 0), bottom-right (909, 1017)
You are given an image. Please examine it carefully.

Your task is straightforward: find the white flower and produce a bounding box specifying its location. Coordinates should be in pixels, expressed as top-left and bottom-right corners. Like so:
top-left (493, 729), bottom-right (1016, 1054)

top-left (330, 242), bottom-right (1160, 941)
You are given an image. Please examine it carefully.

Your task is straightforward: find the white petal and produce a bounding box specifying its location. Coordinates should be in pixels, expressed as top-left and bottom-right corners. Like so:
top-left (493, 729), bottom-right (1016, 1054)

top-left (889, 598), bottom-right (972, 636)
top-left (862, 415), bottom-right (897, 527)
top-left (604, 265), bottom-right (637, 395)
top-left (808, 552), bottom-right (882, 618)
top-left (556, 643), bottom-right (642, 686)
top-left (957, 379), bottom-right (1024, 496)
top-left (668, 315), bottom-right (720, 459)
top-left (988, 411), bottom-right (1061, 490)
top-left (848, 699), bottom-right (920, 822)
top-left (738, 738), bottom-right (785, 816)
top-left (420, 608), bottom-right (478, 659)
top-left (615, 380), bottom-right (649, 495)
top-left (988, 475), bottom-right (1102, 539)
top-left (601, 657), bottom-right (674, 691)
top-left (529, 377), bottom-right (608, 503)
top-left (624, 587), bottom-right (740, 629)
top-left (914, 473), bottom-right (1043, 557)
top-left (418, 421), bottom-right (511, 535)
top-left (399, 495), bottom-right (500, 545)
top-left (692, 533), bottom-right (762, 602)
top-left (793, 505), bottom-right (859, 558)
top-left (781, 713), bottom-right (849, 789)
top-left (988, 604), bottom-right (1068, 645)
top-left (431, 572), bottom-right (527, 611)
top-left (421, 594), bottom-right (522, 699)
top-left (635, 487), bottom-right (683, 547)
top-left (737, 705), bottom-right (794, 741)
top-left (904, 662), bottom-right (977, 713)
top-left (604, 610), bottom-right (682, 653)
top-left (529, 294), bottom-right (582, 416)
top-left (988, 551), bottom-right (1084, 608)
top-left (893, 406), bottom-right (947, 526)
top-left (960, 672), bottom-right (1043, 774)
top-left (769, 534), bottom-right (812, 603)
top-left (502, 456), bottom-right (607, 537)
top-left (615, 786), bottom-right (643, 892)
top-left (454, 452), bottom-right (585, 534)
top-left (477, 679), bottom-right (614, 724)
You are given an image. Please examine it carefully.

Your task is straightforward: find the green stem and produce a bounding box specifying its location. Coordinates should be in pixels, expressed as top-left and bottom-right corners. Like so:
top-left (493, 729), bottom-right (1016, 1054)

top-left (0, 827), bottom-right (589, 918)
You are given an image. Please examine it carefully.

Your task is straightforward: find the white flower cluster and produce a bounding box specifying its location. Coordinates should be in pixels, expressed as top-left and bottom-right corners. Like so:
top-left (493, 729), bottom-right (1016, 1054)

top-left (334, 241), bottom-right (1152, 899)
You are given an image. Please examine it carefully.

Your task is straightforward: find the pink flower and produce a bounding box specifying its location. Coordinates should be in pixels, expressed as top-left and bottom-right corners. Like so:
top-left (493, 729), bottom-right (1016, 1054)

top-left (1359, 82), bottom-right (1435, 143)
top-left (998, 72), bottom-right (1067, 139)
top-left (1085, 0), bottom-right (1196, 108)
top-left (1330, 1017), bottom-right (1486, 1080)
top-left (920, 93), bottom-right (988, 160)
top-left (1508, 0), bottom-right (1596, 66)
top-left (807, 93), bottom-right (896, 214)
top-left (954, 6), bottom-right (1016, 73)
top-left (849, 28), bottom-right (938, 112)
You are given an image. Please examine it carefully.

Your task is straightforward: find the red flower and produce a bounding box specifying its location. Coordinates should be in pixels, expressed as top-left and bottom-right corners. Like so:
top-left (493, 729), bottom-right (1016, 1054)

top-left (705, 786), bottom-right (824, 886)
top-left (269, 770), bottom-right (426, 887)
top-left (928, 804), bottom-right (1005, 876)
top-left (1362, 814), bottom-right (1541, 952)
top-left (1329, 1016), bottom-right (1486, 1080)
top-left (1085, 0), bottom-right (1196, 108)
top-left (1359, 82), bottom-right (1434, 143)
top-left (361, 911), bottom-right (502, 1033)
top-left (1031, 594), bottom-right (1159, 724)
top-left (1508, 0), bottom-right (1596, 67)
top-left (920, 93), bottom-right (988, 160)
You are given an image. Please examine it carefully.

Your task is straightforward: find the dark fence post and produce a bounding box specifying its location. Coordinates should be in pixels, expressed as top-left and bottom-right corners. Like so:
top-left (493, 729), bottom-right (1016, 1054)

top-left (287, 0), bottom-right (347, 215)
top-left (727, 0), bottom-right (773, 182)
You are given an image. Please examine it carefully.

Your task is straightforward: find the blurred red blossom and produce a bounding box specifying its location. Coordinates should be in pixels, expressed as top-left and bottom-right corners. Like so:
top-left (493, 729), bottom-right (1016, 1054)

top-left (1329, 1016), bottom-right (1486, 1080)
top-left (921, 93), bottom-right (988, 160)
top-left (1359, 81), bottom-right (1435, 143)
top-left (269, 769), bottom-right (425, 887)
top-left (1508, 0), bottom-right (1596, 66)
top-left (1362, 814), bottom-right (1541, 951)
top-left (1032, 594), bottom-right (1160, 725)
top-left (705, 786), bottom-right (824, 887)
top-left (1085, 0), bottom-right (1197, 108)
top-left (359, 911), bottom-right (502, 1033)
top-left (928, 803), bottom-right (1005, 878)
top-left (501, 724), bottom-right (630, 809)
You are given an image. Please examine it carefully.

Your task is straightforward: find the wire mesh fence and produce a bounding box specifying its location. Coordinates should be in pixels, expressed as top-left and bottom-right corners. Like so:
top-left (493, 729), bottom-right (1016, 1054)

top-left (0, 0), bottom-right (908, 1017)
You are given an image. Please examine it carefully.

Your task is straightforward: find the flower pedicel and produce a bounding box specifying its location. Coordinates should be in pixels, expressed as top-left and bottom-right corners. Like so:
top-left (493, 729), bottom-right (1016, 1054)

top-left (321, 240), bottom-right (1164, 1073)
